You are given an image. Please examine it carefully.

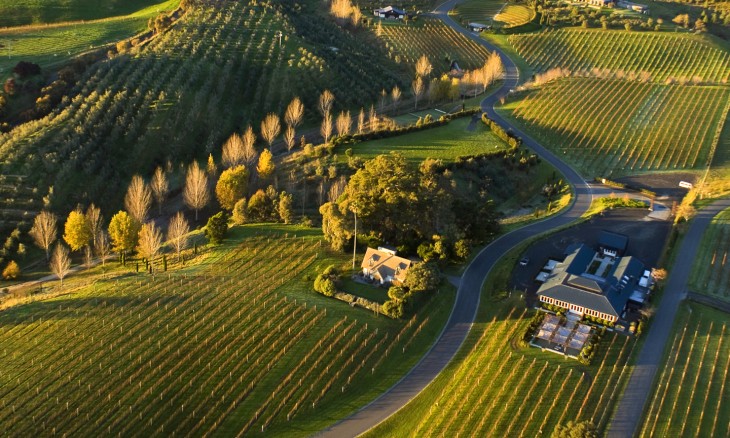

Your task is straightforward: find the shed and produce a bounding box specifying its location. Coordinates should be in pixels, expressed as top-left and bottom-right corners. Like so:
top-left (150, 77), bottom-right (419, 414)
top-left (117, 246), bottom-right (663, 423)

top-left (598, 230), bottom-right (629, 258)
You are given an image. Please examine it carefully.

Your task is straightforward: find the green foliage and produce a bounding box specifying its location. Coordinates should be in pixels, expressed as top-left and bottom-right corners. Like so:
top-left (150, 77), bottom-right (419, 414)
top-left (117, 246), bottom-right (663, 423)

top-left (205, 211), bottom-right (228, 244)
top-left (2, 260), bottom-right (20, 280)
top-left (215, 165), bottom-right (249, 210)
top-left (277, 191), bottom-right (294, 224)
top-left (247, 189), bottom-right (274, 222)
top-left (453, 239), bottom-right (471, 261)
top-left (232, 198), bottom-right (249, 225)
top-left (404, 262), bottom-right (441, 294)
top-left (382, 299), bottom-right (404, 318)
top-left (108, 211), bottom-right (140, 255)
top-left (314, 275), bottom-right (336, 297)
top-left (551, 421), bottom-right (598, 438)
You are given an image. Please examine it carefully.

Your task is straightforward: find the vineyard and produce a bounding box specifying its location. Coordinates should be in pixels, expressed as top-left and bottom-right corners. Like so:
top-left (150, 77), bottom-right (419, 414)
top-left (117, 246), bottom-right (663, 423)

top-left (508, 29), bottom-right (730, 83)
top-left (0, 0), bottom-right (401, 234)
top-left (689, 206), bottom-right (730, 301)
top-left (366, 303), bottom-right (639, 436)
top-left (494, 4), bottom-right (535, 28)
top-left (450, 0), bottom-right (505, 25)
top-left (375, 19), bottom-right (493, 75)
top-left (639, 303), bottom-right (730, 437)
top-left (500, 78), bottom-right (730, 177)
top-left (0, 228), bottom-right (452, 436)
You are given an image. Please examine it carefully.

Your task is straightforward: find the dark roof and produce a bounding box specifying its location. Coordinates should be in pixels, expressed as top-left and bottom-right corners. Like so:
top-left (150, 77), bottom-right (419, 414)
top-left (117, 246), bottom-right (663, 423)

top-left (564, 244), bottom-right (595, 275)
top-left (599, 230), bottom-right (629, 252)
top-left (377, 6), bottom-right (406, 14)
top-left (538, 284), bottom-right (622, 318)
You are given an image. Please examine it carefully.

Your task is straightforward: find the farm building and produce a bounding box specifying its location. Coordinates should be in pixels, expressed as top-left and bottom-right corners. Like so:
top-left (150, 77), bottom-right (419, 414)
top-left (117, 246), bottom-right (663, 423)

top-left (617, 1), bottom-right (649, 13)
top-left (361, 247), bottom-right (412, 285)
top-left (537, 243), bottom-right (650, 323)
top-left (598, 230), bottom-right (629, 258)
top-left (373, 6), bottom-right (406, 19)
top-left (469, 22), bottom-right (491, 32)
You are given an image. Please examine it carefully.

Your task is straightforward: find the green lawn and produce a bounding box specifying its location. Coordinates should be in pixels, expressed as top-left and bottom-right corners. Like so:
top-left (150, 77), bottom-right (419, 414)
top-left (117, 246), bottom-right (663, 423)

top-left (0, 0), bottom-right (170, 27)
top-left (351, 117), bottom-right (509, 163)
top-left (340, 277), bottom-right (389, 304)
top-left (689, 206), bottom-right (730, 301)
top-left (0, 0), bottom-right (179, 73)
top-left (639, 302), bottom-right (730, 437)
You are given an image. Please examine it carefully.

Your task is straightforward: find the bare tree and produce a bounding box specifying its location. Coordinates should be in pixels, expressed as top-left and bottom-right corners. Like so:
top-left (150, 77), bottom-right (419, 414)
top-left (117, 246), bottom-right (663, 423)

top-left (137, 222), bottom-right (163, 263)
top-left (412, 77), bottom-right (424, 109)
top-left (222, 133), bottom-right (245, 168)
top-left (357, 108), bottom-right (366, 134)
top-left (85, 204), bottom-right (102, 249)
top-left (29, 210), bottom-right (58, 261)
top-left (183, 161), bottom-right (210, 221)
top-left (328, 176), bottom-right (347, 203)
top-left (83, 245), bottom-right (93, 269)
top-left (415, 55), bottom-right (433, 78)
top-left (336, 111), bottom-right (352, 137)
top-left (260, 113), bottom-right (281, 149)
top-left (379, 89), bottom-right (387, 113)
top-left (242, 125), bottom-right (258, 167)
top-left (50, 243), bottom-right (71, 285)
top-left (321, 112), bottom-right (333, 143)
top-left (285, 97), bottom-right (305, 128)
top-left (369, 105), bottom-right (378, 130)
top-left (167, 211), bottom-right (190, 262)
top-left (150, 167), bottom-right (169, 215)
top-left (284, 125), bottom-right (296, 152)
top-left (318, 90), bottom-right (335, 117)
top-left (95, 231), bottom-right (111, 266)
top-left (391, 85), bottom-right (402, 112)
top-left (125, 175), bottom-right (152, 223)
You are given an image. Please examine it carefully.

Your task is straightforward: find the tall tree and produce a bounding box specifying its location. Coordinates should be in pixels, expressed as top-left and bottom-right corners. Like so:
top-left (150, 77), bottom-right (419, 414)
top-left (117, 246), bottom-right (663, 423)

top-left (29, 210), bottom-right (58, 261)
top-left (278, 192), bottom-right (294, 224)
top-left (125, 175), bottom-right (152, 223)
top-left (108, 211), bottom-right (139, 255)
top-left (412, 77), bottom-right (424, 109)
top-left (50, 243), bottom-right (71, 285)
top-left (285, 97), bottom-right (305, 128)
top-left (63, 208), bottom-right (92, 252)
top-left (95, 231), bottom-right (111, 266)
top-left (215, 165), bottom-right (249, 210)
top-left (167, 212), bottom-right (190, 262)
top-left (256, 149), bottom-right (276, 179)
top-left (150, 167), bottom-right (169, 215)
top-left (222, 133), bottom-right (245, 168)
top-left (336, 111), bottom-right (352, 137)
top-left (415, 55), bottom-right (433, 78)
top-left (318, 90), bottom-right (335, 117)
top-left (283, 125), bottom-right (296, 152)
top-left (242, 125), bottom-right (258, 167)
top-left (183, 161), bottom-right (210, 221)
top-left (357, 108), bottom-right (366, 134)
top-left (137, 222), bottom-right (163, 263)
top-left (391, 85), bottom-right (402, 111)
top-left (85, 204), bottom-right (103, 249)
top-left (321, 112), bottom-right (333, 143)
top-left (260, 113), bottom-right (281, 149)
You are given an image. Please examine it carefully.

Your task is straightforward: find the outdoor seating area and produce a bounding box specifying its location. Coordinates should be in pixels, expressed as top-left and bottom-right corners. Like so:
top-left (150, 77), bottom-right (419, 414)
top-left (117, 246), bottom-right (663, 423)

top-left (531, 312), bottom-right (593, 358)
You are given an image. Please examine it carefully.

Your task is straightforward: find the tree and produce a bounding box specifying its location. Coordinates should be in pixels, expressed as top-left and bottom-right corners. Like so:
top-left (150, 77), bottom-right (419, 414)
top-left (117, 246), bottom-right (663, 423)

top-left (137, 222), bottom-right (163, 263)
top-left (2, 261), bottom-right (20, 280)
top-left (29, 210), bottom-right (58, 261)
top-left (283, 125), bottom-right (296, 152)
top-left (215, 165), bottom-right (249, 210)
top-left (278, 191), bottom-right (294, 224)
top-left (260, 113), bottom-right (281, 148)
top-left (256, 149), bottom-right (275, 179)
top-left (285, 97), bottom-right (305, 128)
top-left (351, 5), bottom-right (362, 26)
top-left (222, 133), bottom-right (245, 168)
top-left (85, 204), bottom-right (103, 249)
top-left (336, 111), bottom-right (352, 137)
top-left (95, 231), bottom-right (111, 266)
top-left (652, 268), bottom-right (668, 282)
top-left (63, 209), bottom-right (92, 252)
top-left (108, 211), bottom-right (139, 255)
top-left (125, 175), bottom-right (152, 223)
top-left (205, 212), bottom-right (228, 244)
top-left (183, 161), bottom-right (210, 221)
top-left (150, 167), bottom-right (169, 215)
top-left (404, 262), bottom-right (441, 293)
top-left (241, 125), bottom-right (259, 167)
top-left (318, 90), bottom-right (335, 117)
top-left (415, 55), bottom-right (433, 78)
top-left (551, 421), bottom-right (598, 438)
top-left (12, 61), bottom-right (41, 78)
top-left (167, 212), bottom-right (190, 261)
top-left (247, 189), bottom-right (273, 222)
top-left (50, 243), bottom-right (71, 285)
top-left (321, 112), bottom-right (333, 143)
top-left (357, 108), bottom-right (366, 134)
top-left (673, 13), bottom-right (690, 28)
top-left (391, 85), bottom-right (402, 111)
top-left (232, 198), bottom-right (249, 225)
top-left (412, 77), bottom-right (424, 109)
top-left (207, 153), bottom-right (217, 178)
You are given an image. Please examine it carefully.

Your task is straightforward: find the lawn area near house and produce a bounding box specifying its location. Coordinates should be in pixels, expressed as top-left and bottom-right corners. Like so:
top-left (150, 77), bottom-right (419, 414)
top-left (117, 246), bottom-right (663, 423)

top-left (341, 277), bottom-right (390, 304)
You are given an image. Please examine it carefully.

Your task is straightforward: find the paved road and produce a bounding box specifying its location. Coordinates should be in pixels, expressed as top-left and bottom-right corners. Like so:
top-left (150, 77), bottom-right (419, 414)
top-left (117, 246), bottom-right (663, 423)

top-left (317, 4), bottom-right (593, 437)
top-left (607, 198), bottom-right (730, 438)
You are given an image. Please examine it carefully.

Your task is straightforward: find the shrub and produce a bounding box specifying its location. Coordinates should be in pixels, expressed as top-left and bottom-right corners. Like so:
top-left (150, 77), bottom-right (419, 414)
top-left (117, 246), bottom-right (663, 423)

top-left (2, 261), bottom-right (20, 280)
top-left (205, 211), bottom-right (228, 244)
top-left (314, 274), bottom-right (336, 296)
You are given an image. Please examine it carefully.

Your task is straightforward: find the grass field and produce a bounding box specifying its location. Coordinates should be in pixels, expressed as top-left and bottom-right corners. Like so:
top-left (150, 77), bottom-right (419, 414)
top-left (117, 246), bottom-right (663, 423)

top-left (366, 249), bottom-right (639, 436)
top-left (375, 18), bottom-right (493, 75)
top-left (350, 117), bottom-right (509, 162)
top-left (0, 0), bottom-right (170, 27)
top-left (499, 78), bottom-right (730, 177)
top-left (494, 4), bottom-right (535, 28)
top-left (450, 0), bottom-right (505, 25)
top-left (689, 206), bottom-right (730, 301)
top-left (508, 29), bottom-right (730, 84)
top-left (639, 302), bottom-right (730, 437)
top-left (0, 0), bottom-right (178, 73)
top-left (0, 225), bottom-right (455, 436)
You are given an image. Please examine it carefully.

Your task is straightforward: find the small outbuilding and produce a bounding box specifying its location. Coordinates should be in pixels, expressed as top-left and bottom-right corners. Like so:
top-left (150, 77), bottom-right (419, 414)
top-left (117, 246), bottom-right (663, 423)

top-left (468, 22), bottom-right (491, 32)
top-left (374, 6), bottom-right (406, 19)
top-left (598, 230), bottom-right (629, 258)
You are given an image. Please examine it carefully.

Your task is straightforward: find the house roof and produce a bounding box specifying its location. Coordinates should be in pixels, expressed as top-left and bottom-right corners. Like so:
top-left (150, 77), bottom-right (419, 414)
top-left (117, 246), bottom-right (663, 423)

top-left (361, 247), bottom-right (412, 282)
top-left (599, 230), bottom-right (629, 252)
top-left (378, 5), bottom-right (406, 14)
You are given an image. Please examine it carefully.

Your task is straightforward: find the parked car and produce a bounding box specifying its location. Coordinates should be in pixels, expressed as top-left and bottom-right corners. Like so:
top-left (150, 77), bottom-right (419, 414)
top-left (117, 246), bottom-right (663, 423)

top-left (519, 257), bottom-right (530, 267)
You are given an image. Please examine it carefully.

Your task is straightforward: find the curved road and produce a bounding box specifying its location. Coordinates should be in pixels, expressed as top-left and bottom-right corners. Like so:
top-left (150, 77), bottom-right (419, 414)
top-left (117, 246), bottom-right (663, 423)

top-left (317, 4), bottom-right (593, 437)
top-left (607, 197), bottom-right (730, 437)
